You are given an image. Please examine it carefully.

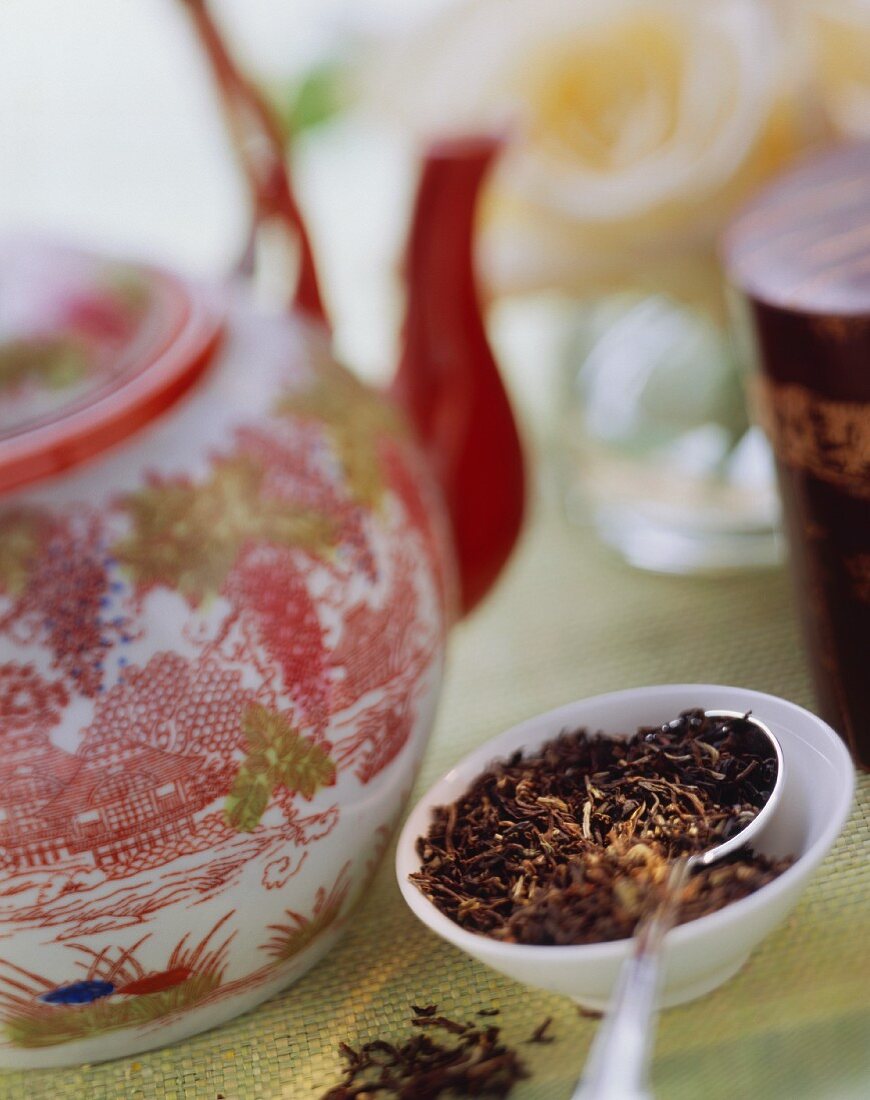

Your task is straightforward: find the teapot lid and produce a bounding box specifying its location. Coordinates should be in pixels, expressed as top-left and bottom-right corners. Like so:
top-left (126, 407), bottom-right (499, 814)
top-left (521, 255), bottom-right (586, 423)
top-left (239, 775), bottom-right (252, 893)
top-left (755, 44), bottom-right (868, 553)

top-left (0, 238), bottom-right (223, 494)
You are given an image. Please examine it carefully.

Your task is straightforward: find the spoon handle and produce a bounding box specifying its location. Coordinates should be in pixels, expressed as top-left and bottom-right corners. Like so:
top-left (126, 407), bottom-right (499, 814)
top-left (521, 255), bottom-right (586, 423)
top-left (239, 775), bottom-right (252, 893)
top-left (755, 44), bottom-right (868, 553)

top-left (571, 858), bottom-right (691, 1100)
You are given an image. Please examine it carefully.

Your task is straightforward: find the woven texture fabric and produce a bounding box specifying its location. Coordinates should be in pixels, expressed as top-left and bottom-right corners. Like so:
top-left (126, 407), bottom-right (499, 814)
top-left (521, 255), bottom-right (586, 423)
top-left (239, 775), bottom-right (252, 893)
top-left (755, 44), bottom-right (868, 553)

top-left (2, 493), bottom-right (867, 1100)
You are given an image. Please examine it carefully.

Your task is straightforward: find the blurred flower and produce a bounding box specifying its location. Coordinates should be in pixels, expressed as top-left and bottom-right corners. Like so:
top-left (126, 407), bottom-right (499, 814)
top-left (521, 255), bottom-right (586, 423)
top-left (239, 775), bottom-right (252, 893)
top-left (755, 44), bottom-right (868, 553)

top-left (366, 0), bottom-right (821, 299)
top-left (803, 0), bottom-right (870, 138)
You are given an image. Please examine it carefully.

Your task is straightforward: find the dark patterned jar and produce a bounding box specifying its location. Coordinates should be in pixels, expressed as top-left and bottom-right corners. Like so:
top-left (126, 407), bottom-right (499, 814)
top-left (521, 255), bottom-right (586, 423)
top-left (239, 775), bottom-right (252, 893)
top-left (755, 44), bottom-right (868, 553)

top-left (723, 142), bottom-right (870, 770)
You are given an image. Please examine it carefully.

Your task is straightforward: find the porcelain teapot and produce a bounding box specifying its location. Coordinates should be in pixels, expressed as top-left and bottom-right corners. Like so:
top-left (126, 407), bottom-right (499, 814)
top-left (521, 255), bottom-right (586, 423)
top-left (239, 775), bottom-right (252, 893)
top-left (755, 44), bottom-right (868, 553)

top-left (0, 0), bottom-right (524, 1067)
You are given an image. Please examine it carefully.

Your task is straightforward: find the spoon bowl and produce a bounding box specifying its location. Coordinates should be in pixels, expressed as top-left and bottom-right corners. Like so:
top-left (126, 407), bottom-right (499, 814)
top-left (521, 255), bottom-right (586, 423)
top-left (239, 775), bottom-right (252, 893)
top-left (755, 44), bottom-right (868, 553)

top-left (685, 708), bottom-right (784, 868)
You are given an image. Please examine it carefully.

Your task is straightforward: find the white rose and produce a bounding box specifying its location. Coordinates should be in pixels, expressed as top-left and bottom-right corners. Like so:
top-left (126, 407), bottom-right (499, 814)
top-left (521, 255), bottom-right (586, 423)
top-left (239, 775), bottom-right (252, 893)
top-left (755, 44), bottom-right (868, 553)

top-left (366, 0), bottom-right (819, 298)
top-left (802, 0), bottom-right (870, 138)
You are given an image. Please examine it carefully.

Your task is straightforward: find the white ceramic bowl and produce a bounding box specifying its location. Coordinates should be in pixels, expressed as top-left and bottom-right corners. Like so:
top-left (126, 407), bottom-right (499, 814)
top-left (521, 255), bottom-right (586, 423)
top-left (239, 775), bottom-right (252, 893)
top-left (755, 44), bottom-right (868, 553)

top-left (396, 685), bottom-right (855, 1009)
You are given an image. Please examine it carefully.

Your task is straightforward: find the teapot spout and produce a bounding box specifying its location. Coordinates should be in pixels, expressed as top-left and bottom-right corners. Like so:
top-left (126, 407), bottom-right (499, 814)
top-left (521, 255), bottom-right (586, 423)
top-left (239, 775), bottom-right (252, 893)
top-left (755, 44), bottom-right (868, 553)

top-left (392, 137), bottom-right (525, 616)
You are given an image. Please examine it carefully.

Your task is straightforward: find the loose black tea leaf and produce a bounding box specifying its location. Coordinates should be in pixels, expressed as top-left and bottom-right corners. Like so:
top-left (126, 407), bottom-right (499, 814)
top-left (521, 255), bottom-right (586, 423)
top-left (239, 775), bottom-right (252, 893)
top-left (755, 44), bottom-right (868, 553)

top-left (526, 1017), bottom-right (554, 1044)
top-left (412, 710), bottom-right (793, 946)
top-left (319, 1006), bottom-right (529, 1098)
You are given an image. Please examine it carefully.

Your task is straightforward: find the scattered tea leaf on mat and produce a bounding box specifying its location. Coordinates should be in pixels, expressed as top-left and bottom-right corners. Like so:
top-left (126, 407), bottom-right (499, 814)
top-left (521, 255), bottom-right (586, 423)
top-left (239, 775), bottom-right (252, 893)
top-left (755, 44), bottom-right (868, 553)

top-left (319, 1005), bottom-right (531, 1098)
top-left (526, 1017), bottom-right (555, 1044)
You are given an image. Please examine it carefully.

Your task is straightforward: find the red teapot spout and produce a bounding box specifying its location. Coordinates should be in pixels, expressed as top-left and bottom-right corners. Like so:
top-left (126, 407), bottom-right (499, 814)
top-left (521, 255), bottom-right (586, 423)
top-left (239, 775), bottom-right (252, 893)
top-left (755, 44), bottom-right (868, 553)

top-left (392, 137), bottom-right (525, 616)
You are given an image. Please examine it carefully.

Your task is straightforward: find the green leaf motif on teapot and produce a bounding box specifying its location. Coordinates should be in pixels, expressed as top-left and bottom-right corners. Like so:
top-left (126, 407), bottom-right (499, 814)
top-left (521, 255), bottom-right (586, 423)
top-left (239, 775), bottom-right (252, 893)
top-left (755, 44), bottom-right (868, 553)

top-left (0, 511), bottom-right (49, 596)
top-left (113, 456), bottom-right (337, 606)
top-left (0, 338), bottom-right (89, 394)
top-left (224, 704), bottom-right (337, 832)
top-left (276, 359), bottom-right (404, 510)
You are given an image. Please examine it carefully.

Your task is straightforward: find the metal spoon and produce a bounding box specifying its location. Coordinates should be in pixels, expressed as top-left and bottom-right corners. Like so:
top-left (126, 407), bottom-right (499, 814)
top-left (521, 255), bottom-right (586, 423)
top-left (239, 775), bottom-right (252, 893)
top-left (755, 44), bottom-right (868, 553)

top-left (573, 709), bottom-right (784, 1100)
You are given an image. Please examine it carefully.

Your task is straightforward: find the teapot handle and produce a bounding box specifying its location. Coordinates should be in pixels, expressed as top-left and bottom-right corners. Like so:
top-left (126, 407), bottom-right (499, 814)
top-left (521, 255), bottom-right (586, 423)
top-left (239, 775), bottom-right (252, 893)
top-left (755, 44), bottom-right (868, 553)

top-left (178, 0), bottom-right (328, 327)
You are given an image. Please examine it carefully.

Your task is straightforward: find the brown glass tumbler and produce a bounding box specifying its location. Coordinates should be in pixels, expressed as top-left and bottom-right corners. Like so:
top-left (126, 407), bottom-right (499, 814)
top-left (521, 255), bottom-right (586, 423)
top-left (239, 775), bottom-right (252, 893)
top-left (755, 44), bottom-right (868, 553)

top-left (723, 143), bottom-right (870, 769)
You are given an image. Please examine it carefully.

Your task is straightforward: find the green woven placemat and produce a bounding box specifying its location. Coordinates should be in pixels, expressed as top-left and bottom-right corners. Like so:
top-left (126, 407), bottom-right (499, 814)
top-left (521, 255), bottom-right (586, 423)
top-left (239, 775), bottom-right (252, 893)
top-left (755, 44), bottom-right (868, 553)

top-left (2, 492), bottom-right (867, 1100)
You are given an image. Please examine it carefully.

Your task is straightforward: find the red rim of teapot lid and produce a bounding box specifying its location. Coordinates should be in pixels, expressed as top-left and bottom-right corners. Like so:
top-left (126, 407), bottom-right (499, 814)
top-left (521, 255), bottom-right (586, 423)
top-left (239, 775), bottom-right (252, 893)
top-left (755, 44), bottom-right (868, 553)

top-left (0, 238), bottom-right (223, 495)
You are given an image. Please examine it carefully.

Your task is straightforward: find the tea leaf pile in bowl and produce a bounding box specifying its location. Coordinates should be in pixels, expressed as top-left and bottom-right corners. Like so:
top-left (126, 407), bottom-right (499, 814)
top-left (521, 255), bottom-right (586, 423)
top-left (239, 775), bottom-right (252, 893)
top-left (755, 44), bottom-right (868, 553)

top-left (411, 709), bottom-right (791, 945)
